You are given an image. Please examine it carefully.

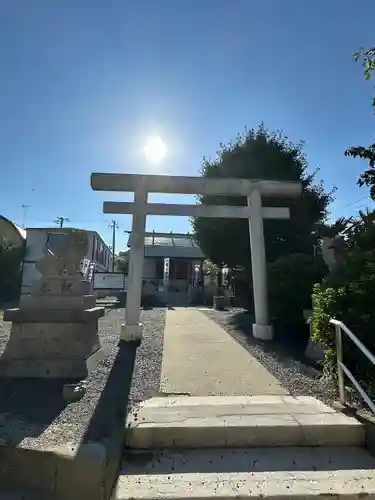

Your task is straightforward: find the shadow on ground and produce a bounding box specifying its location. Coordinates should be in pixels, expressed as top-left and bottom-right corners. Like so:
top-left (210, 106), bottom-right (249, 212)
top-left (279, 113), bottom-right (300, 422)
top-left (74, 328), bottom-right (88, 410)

top-left (82, 341), bottom-right (138, 443)
top-left (226, 310), bottom-right (319, 368)
top-left (0, 378), bottom-right (68, 445)
top-left (0, 343), bottom-right (138, 447)
top-left (122, 446), bottom-right (375, 475)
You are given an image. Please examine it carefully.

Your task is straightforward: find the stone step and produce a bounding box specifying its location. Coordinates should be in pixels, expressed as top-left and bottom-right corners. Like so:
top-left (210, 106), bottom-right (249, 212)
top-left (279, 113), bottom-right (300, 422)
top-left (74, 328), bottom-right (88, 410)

top-left (125, 396), bottom-right (364, 448)
top-left (113, 447), bottom-right (375, 500)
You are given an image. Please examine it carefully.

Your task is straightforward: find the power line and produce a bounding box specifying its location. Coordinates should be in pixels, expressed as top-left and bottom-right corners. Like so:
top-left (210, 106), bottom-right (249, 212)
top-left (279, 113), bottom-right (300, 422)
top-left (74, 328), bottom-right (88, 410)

top-left (109, 220), bottom-right (119, 271)
top-left (54, 216), bottom-right (70, 228)
top-left (336, 195), bottom-right (369, 211)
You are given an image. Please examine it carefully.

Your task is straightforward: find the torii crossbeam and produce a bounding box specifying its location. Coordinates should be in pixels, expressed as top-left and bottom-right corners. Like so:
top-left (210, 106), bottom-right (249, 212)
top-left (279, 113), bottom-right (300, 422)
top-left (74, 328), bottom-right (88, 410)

top-left (91, 173), bottom-right (302, 341)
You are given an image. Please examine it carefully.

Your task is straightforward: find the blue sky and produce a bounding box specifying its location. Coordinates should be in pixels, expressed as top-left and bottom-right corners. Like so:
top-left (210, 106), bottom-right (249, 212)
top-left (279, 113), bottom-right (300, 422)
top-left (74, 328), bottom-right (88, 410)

top-left (1, 0), bottom-right (375, 250)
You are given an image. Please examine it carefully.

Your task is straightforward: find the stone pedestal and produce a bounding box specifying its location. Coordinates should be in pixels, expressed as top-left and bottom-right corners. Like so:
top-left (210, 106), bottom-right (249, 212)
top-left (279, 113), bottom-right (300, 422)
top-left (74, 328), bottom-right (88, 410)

top-left (303, 309), bottom-right (324, 362)
top-left (1, 304), bottom-right (105, 379)
top-left (253, 323), bottom-right (273, 340)
top-left (0, 229), bottom-right (106, 379)
top-left (213, 295), bottom-right (228, 310)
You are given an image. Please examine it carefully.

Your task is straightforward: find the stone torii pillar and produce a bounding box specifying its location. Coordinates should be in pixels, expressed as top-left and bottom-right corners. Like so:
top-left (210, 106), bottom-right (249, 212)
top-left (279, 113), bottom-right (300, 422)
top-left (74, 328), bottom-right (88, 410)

top-left (91, 173), bottom-right (302, 342)
top-left (123, 188), bottom-right (148, 341)
top-left (248, 189), bottom-right (271, 339)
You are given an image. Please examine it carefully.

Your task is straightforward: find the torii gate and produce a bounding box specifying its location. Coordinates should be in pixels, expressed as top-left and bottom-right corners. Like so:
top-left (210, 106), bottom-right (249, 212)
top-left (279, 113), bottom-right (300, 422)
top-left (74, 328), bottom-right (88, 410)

top-left (91, 173), bottom-right (302, 341)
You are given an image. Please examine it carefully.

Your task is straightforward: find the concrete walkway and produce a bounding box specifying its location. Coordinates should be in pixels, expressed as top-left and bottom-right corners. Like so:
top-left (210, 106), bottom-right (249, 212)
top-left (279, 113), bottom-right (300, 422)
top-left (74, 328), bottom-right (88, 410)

top-left (160, 308), bottom-right (287, 396)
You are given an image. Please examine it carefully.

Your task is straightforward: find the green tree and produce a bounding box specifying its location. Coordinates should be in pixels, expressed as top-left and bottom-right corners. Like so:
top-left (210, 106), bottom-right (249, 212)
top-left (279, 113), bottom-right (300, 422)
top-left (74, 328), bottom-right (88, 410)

top-left (311, 210), bottom-right (375, 395)
top-left (310, 47), bottom-right (375, 397)
top-left (0, 244), bottom-right (24, 302)
top-left (315, 217), bottom-right (352, 239)
top-left (192, 125), bottom-right (332, 271)
top-left (345, 47), bottom-right (375, 198)
top-left (115, 250), bottom-right (129, 274)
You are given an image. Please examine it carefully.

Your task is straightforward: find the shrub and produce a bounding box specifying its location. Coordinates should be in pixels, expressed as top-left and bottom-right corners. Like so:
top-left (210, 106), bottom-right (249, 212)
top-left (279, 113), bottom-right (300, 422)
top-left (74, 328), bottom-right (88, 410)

top-left (0, 244), bottom-right (24, 303)
top-left (311, 212), bottom-right (375, 396)
top-left (267, 253), bottom-right (327, 350)
top-left (310, 284), bottom-right (344, 380)
top-left (268, 253), bottom-right (326, 323)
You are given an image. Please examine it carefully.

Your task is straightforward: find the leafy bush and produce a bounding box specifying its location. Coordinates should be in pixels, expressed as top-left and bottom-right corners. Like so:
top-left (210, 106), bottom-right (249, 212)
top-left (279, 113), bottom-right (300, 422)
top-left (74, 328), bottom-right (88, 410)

top-left (310, 284), bottom-right (344, 380)
top-left (311, 211), bottom-right (375, 395)
top-left (268, 253), bottom-right (326, 324)
top-left (311, 46), bottom-right (375, 395)
top-left (267, 253), bottom-right (327, 350)
top-left (0, 244), bottom-right (24, 302)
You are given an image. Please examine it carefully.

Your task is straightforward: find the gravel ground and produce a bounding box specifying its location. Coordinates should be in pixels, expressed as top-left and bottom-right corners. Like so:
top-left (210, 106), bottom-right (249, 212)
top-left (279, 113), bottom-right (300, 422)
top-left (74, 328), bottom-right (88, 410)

top-left (202, 308), bottom-right (339, 407)
top-left (128, 307), bottom-right (165, 407)
top-left (0, 306), bottom-right (165, 447)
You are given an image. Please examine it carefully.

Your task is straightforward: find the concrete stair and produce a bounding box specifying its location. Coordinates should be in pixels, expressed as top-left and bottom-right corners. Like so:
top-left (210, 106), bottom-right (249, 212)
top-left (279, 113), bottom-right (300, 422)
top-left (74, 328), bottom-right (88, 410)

top-left (113, 395), bottom-right (375, 499)
top-left (125, 395), bottom-right (365, 448)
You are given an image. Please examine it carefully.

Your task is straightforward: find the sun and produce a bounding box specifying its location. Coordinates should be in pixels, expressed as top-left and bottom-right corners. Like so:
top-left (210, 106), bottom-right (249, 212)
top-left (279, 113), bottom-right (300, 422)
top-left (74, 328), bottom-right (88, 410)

top-left (143, 136), bottom-right (167, 163)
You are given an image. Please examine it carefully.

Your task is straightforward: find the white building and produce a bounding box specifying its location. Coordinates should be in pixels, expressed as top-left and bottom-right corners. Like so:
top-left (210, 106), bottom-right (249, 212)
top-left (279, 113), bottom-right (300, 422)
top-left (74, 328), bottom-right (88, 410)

top-left (0, 216), bottom-right (26, 248)
top-left (125, 231), bottom-right (206, 305)
top-left (21, 227), bottom-right (112, 296)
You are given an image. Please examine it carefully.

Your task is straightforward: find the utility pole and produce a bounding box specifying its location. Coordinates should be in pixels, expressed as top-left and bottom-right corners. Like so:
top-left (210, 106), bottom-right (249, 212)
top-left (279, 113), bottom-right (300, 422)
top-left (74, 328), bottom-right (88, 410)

top-left (54, 216), bottom-right (70, 228)
top-left (109, 220), bottom-right (119, 271)
top-left (21, 204), bottom-right (31, 228)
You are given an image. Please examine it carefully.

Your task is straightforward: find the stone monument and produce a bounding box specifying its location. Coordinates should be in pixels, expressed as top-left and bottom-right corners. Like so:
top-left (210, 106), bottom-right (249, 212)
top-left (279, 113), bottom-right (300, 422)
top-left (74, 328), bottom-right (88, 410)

top-left (1, 229), bottom-right (105, 379)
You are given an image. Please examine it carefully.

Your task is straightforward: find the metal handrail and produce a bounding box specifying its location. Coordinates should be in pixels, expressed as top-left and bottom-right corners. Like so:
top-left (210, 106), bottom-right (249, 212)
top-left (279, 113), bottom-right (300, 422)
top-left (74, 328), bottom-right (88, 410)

top-left (329, 318), bottom-right (375, 414)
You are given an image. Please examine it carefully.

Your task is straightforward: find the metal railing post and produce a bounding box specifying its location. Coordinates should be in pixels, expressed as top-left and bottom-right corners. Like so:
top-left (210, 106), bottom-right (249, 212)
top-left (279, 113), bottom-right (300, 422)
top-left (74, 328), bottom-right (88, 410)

top-left (330, 317), bottom-right (375, 414)
top-left (335, 323), bottom-right (345, 405)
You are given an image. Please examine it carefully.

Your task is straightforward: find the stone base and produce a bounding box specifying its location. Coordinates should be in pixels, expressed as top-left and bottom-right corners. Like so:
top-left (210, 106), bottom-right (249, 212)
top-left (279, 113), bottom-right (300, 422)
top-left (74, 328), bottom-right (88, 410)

top-left (305, 337), bottom-right (325, 362)
top-left (0, 325), bottom-right (133, 499)
top-left (4, 306), bottom-right (104, 323)
top-left (253, 323), bottom-right (273, 340)
top-left (19, 294), bottom-right (96, 311)
top-left (213, 296), bottom-right (228, 310)
top-left (0, 310), bottom-right (106, 379)
top-left (0, 347), bottom-right (105, 379)
top-left (120, 323), bottom-right (142, 342)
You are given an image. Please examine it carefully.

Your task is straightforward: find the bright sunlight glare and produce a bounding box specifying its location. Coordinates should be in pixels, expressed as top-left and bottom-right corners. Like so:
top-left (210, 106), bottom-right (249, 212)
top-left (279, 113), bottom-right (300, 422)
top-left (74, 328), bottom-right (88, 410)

top-left (143, 136), bottom-right (167, 163)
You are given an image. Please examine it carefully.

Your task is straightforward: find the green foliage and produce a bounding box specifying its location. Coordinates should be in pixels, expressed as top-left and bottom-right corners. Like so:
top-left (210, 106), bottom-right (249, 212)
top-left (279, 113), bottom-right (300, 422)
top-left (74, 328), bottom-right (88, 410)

top-left (344, 152), bottom-right (375, 199)
top-left (310, 284), bottom-right (343, 379)
top-left (115, 251), bottom-right (129, 274)
top-left (311, 210), bottom-right (375, 394)
top-left (269, 254), bottom-right (326, 326)
top-left (353, 47), bottom-right (375, 108)
top-left (314, 217), bottom-right (352, 239)
top-left (345, 47), bottom-right (375, 198)
top-left (202, 259), bottom-right (218, 277)
top-left (192, 125), bottom-right (332, 272)
top-left (311, 46), bottom-right (375, 395)
top-left (0, 244), bottom-right (24, 302)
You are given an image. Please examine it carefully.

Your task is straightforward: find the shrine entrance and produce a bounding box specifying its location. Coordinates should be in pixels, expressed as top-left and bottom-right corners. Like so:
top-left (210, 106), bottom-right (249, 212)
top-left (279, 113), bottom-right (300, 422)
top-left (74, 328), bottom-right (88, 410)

top-left (91, 173), bottom-right (302, 340)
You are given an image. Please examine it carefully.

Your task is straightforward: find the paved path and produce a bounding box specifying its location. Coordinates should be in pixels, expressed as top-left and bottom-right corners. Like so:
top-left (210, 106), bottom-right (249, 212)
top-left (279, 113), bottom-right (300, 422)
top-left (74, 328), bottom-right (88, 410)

top-left (160, 308), bottom-right (287, 396)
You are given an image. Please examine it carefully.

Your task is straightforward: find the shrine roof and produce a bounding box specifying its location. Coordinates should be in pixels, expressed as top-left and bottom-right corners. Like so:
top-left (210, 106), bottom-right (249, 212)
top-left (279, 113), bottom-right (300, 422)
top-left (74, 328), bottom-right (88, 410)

top-left (126, 232), bottom-right (205, 259)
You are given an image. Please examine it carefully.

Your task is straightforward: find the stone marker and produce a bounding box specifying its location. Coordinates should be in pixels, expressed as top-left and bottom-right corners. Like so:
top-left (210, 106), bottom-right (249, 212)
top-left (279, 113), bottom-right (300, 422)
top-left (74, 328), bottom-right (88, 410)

top-left (1, 229), bottom-right (105, 379)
